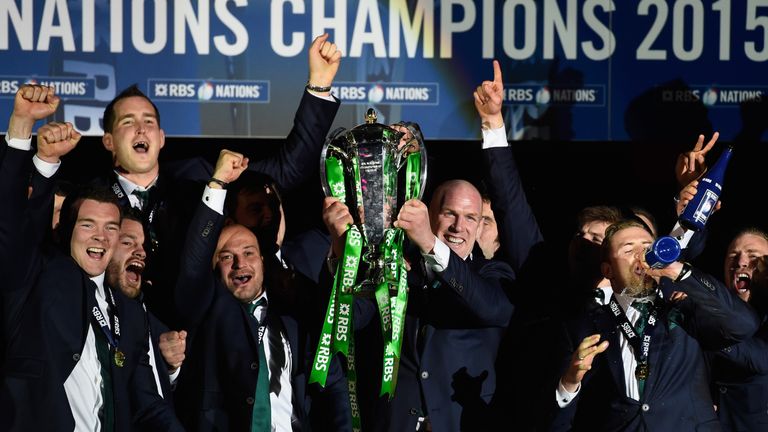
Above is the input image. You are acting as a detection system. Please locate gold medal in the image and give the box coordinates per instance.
[114,349,125,368]
[635,363,649,380]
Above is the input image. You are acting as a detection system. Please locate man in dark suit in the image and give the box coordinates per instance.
[552,219,759,431]
[106,208,185,401]
[473,60,554,431]
[0,86,182,431]
[708,228,768,431]
[93,33,342,328]
[323,177,516,431]
[173,149,350,431]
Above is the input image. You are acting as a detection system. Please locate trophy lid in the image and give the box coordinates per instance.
[319,109,428,201]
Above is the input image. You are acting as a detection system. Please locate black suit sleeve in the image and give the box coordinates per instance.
[248,91,340,192]
[713,324,768,374]
[482,145,543,274]
[173,198,225,332]
[129,328,185,431]
[0,146,56,335]
[433,253,515,327]
[667,268,760,350]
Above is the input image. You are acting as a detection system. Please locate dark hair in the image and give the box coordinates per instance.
[627,206,658,237]
[54,180,75,198]
[224,171,282,217]
[576,205,623,229]
[102,85,160,133]
[54,186,122,251]
[120,206,144,225]
[225,171,284,256]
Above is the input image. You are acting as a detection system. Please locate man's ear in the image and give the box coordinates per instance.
[102,133,114,152]
[601,261,612,280]
[159,128,165,150]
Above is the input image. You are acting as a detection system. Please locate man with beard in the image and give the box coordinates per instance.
[173,149,351,431]
[707,228,768,431]
[106,209,186,401]
[551,219,758,431]
[0,86,182,430]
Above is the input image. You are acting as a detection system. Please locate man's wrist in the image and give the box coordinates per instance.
[306,81,332,93]
[7,115,34,140]
[208,177,227,189]
[35,153,60,164]
[480,114,504,131]
[675,262,693,283]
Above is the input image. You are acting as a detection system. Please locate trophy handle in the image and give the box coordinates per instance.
[320,127,348,197]
[391,122,428,201]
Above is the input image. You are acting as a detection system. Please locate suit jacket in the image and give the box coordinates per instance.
[173,199,350,431]
[481,145,543,276]
[0,145,182,431]
[357,245,515,432]
[145,304,175,402]
[708,319,768,431]
[93,90,340,329]
[551,269,759,432]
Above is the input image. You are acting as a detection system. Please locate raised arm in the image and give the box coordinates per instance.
[174,149,248,330]
[475,60,543,273]
[1,85,62,259]
[248,34,341,192]
[675,132,718,189]
[651,264,759,350]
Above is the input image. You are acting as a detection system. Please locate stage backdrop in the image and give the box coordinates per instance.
[1,0,766,141]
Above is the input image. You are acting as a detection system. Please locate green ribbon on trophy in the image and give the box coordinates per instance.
[309,155,363,430]
[379,152,421,397]
[310,155,361,387]
[310,112,426,431]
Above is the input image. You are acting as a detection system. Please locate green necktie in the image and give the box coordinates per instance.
[247,298,271,432]
[131,189,150,210]
[94,323,115,432]
[631,300,651,396]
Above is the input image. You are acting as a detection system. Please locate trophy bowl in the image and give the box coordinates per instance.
[320,108,427,293]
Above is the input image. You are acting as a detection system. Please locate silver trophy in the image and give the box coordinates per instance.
[320,108,427,292]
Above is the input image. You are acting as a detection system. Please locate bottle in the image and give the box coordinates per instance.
[678,145,734,231]
[645,236,681,269]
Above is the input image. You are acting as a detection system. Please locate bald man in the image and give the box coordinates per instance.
[172,150,350,431]
[324,179,516,431]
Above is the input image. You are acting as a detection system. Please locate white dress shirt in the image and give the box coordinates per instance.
[206,187,294,431]
[115,173,157,210]
[63,273,110,432]
[248,293,294,432]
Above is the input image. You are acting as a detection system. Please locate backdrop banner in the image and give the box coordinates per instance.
[1,0,766,141]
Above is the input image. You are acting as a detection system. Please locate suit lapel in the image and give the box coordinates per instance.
[276,313,299,376]
[641,305,669,399]
[593,308,626,396]
[242,302,263,352]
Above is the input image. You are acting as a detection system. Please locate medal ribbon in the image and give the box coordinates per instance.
[605,295,658,380]
[91,286,123,366]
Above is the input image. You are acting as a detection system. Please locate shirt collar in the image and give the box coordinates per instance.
[250,291,268,306]
[90,272,106,298]
[115,171,158,195]
[614,289,656,313]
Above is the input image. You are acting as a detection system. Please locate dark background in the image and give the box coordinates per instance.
[47,124,768,284]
